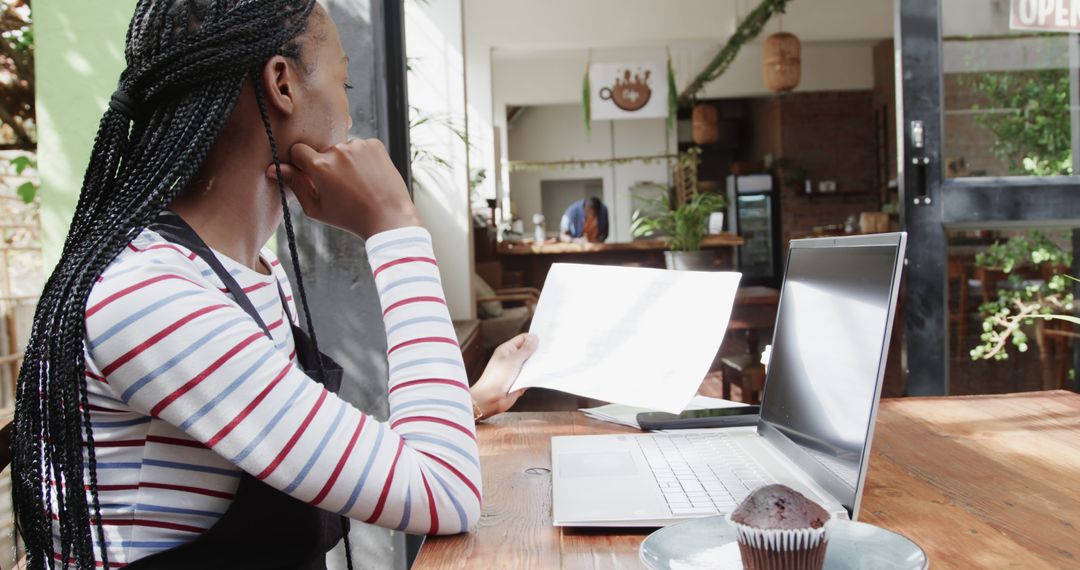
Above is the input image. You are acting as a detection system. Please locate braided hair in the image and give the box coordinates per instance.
[11,1,347,567]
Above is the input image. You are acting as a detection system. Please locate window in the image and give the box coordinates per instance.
[943,0,1077,178]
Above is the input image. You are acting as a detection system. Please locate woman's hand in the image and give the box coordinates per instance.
[471,333,538,420]
[267,139,420,239]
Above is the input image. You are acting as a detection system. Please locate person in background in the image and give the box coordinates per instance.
[559,196,609,243]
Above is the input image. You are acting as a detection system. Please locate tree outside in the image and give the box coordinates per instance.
[0,2,47,564]
[967,68,1072,177]
[1,0,34,150]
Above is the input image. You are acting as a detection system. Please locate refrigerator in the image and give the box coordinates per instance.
[726,174,779,283]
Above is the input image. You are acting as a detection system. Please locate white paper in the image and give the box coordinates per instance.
[580,396,747,429]
[509,263,741,414]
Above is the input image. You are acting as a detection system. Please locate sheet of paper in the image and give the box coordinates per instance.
[580,396,747,429]
[509,263,741,414]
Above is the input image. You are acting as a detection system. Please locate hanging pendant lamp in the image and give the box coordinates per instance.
[691,103,719,145]
[764,31,801,92]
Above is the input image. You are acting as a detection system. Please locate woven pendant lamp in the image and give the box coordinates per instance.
[692,103,719,145]
[764,31,801,92]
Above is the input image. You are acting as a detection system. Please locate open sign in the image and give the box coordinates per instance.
[1011,0,1080,32]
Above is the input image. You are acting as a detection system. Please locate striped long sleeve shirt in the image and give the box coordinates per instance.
[65,226,479,566]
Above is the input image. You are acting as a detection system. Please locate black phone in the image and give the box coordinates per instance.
[636,406,761,431]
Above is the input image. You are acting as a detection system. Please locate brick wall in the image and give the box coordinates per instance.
[750,91,884,247]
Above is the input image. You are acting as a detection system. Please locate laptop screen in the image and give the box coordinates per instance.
[757,235,903,517]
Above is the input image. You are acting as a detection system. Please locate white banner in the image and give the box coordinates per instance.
[589,61,668,121]
[1011,0,1080,32]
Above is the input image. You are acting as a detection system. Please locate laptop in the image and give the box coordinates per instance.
[551,232,907,527]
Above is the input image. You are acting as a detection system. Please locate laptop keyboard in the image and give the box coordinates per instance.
[636,433,775,517]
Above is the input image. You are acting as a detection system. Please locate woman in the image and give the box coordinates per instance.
[12,1,534,568]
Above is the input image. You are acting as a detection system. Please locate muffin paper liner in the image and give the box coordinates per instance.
[726,512,833,570]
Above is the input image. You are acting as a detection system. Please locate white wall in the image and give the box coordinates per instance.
[466,0,892,48]
[494,40,877,107]
[463,20,500,217]
[507,104,672,243]
[406,0,473,320]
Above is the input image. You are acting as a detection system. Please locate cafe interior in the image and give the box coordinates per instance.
[401,1,1080,565]
[442,0,1075,402]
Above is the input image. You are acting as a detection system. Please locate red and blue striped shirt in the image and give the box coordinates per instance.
[65,226,479,566]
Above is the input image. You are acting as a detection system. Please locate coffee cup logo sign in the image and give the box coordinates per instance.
[1011,0,1080,31]
[590,61,668,121]
[599,69,653,112]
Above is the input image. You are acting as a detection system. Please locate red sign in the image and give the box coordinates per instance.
[1011,0,1080,32]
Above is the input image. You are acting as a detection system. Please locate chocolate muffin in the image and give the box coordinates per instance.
[726,484,833,570]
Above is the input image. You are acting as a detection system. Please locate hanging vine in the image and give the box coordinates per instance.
[679,0,794,105]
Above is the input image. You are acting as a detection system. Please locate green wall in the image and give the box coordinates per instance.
[35,1,137,270]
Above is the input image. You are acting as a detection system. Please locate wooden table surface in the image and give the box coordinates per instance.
[414,390,1080,569]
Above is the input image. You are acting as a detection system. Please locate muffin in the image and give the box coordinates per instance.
[727,484,833,570]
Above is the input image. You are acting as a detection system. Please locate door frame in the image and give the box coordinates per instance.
[897,0,1080,395]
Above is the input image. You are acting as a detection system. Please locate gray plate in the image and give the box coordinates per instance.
[640,517,928,570]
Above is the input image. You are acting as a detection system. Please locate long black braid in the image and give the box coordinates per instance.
[10,1,356,568]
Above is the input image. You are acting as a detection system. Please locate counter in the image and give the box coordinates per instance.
[494,233,744,289]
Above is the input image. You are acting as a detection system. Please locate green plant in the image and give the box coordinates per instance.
[1,153,36,202]
[409,106,469,171]
[971,231,1075,361]
[630,189,727,251]
[1,0,36,148]
[965,68,1071,176]
[764,154,806,189]
[679,0,794,105]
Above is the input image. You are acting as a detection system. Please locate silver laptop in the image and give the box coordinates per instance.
[551,232,907,527]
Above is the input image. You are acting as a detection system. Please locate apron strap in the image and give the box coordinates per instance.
[148,211,275,338]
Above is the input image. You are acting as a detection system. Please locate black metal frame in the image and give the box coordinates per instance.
[898,0,1080,395]
[382,0,412,194]
[378,1,423,561]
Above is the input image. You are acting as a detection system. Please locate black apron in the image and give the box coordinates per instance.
[125,211,349,570]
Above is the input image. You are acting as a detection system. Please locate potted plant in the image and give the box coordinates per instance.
[970,231,1076,390]
[764,154,807,193]
[631,188,728,270]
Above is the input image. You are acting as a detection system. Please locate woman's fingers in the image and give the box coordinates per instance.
[288,142,322,174]
[271,139,417,238]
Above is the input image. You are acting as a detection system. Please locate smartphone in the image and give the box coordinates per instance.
[636,406,761,431]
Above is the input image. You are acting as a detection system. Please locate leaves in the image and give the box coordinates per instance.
[11,154,31,174]
[16,180,34,203]
[679,0,793,105]
[631,188,727,251]
[964,67,1071,176]
[1,0,36,146]
[582,66,591,139]
[666,55,678,133]
[971,231,1076,361]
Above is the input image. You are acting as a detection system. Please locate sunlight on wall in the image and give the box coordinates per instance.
[36,0,137,270]
[406,0,473,320]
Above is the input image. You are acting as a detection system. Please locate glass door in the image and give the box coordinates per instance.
[898,0,1080,395]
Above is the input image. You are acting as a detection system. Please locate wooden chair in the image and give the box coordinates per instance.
[473,262,540,353]
[947,257,970,359]
[719,354,766,404]
[1037,319,1077,391]
[715,287,778,404]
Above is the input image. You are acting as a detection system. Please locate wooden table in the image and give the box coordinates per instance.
[414,391,1080,569]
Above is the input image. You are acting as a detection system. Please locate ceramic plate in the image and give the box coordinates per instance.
[640,517,928,570]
